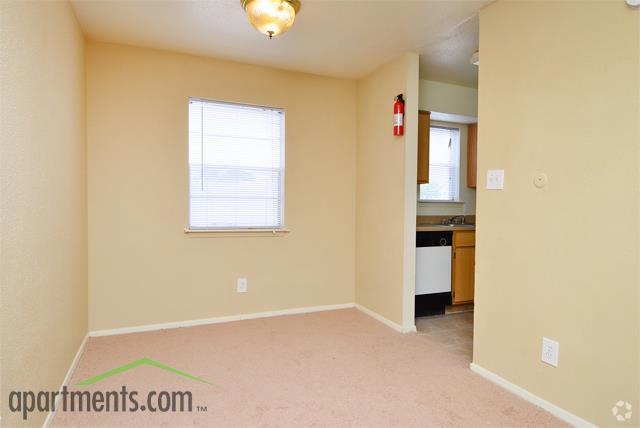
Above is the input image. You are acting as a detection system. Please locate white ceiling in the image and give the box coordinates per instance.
[419,14,479,87]
[71,0,487,87]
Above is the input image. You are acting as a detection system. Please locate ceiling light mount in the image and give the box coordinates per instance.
[241,0,301,39]
[469,51,479,66]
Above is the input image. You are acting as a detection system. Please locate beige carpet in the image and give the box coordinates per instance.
[53,309,564,427]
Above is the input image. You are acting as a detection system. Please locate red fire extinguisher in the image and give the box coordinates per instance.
[393,94,404,136]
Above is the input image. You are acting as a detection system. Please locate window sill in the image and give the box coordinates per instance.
[184,227,290,238]
[418,200,464,205]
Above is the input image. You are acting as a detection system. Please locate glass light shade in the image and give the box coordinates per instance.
[242,0,300,38]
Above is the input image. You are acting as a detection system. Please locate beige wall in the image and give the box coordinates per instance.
[355,53,419,328]
[0,1,87,426]
[418,79,478,118]
[86,42,357,331]
[474,2,639,426]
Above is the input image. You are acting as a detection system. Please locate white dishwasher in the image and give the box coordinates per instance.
[415,246,451,294]
[415,231,452,316]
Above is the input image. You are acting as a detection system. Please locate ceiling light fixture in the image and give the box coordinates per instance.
[241,0,301,39]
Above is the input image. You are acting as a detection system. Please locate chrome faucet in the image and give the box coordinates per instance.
[442,215,465,225]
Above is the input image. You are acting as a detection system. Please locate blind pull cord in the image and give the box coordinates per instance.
[200,103,204,192]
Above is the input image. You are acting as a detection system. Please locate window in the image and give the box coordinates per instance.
[419,126,460,202]
[188,98,284,230]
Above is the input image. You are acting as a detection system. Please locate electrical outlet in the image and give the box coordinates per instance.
[486,169,505,190]
[541,337,559,367]
[236,278,248,293]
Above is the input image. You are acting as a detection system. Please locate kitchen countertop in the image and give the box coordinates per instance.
[416,224,476,232]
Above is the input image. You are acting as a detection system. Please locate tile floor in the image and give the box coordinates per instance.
[415,311,474,361]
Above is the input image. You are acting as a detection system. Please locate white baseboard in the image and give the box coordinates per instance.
[355,303,416,333]
[404,324,417,333]
[469,363,595,428]
[43,333,89,428]
[89,303,356,337]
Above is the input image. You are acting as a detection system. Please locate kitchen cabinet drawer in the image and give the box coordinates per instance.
[453,230,475,247]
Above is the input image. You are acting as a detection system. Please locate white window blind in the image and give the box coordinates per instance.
[188,98,284,230]
[419,126,460,201]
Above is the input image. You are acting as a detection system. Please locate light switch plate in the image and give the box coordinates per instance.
[487,169,505,190]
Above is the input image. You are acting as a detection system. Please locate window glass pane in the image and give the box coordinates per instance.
[189,99,284,229]
[419,126,460,201]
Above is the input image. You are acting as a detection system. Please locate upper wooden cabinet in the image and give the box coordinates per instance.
[417,111,431,184]
[467,123,478,188]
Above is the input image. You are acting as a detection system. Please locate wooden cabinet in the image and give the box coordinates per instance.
[452,230,475,304]
[467,123,477,188]
[417,111,431,184]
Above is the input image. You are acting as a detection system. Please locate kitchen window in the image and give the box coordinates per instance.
[419,126,460,202]
[188,98,285,231]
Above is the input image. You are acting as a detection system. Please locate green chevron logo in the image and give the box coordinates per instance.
[76,357,213,387]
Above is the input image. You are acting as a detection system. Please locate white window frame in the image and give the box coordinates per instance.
[185,97,287,235]
[418,123,462,203]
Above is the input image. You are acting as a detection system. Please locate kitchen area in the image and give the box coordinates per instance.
[414,79,478,359]
[415,215,475,316]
